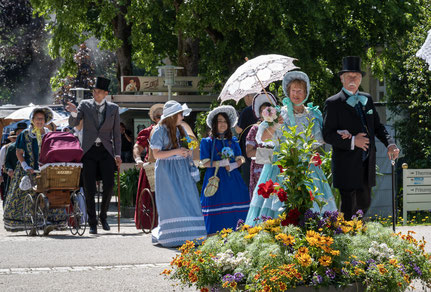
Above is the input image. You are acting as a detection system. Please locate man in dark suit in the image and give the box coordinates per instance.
[322,56,400,220]
[66,77,122,234]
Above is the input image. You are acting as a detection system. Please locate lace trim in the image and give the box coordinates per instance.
[159,216,205,226]
[158,226,207,236]
[39,162,83,171]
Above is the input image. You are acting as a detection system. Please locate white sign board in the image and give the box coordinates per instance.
[403,169,431,225]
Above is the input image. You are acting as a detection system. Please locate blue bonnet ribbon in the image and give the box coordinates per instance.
[343,87,368,108]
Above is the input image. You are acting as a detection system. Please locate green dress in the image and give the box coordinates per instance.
[3,128,66,231]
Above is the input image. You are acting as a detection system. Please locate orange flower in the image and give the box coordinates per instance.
[297,246,309,255]
[200,288,209,292]
[318,255,332,266]
[377,264,388,275]
[296,253,312,267]
[279,282,287,291]
[161,269,172,275]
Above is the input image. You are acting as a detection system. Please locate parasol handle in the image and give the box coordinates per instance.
[244,57,274,105]
[117,166,121,232]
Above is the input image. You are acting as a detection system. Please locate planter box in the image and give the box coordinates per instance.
[120,206,135,218]
[207,283,365,292]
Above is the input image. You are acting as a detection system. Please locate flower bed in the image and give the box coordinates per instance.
[163,211,431,292]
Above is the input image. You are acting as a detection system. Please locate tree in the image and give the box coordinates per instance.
[0,0,56,104]
[385,3,431,168]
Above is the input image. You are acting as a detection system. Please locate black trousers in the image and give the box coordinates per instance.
[82,145,116,227]
[339,160,371,220]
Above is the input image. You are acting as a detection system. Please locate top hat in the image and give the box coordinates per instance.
[15,122,28,130]
[338,56,366,76]
[95,77,111,91]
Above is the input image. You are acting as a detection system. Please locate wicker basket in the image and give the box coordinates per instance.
[46,190,71,208]
[143,163,155,191]
[40,165,81,191]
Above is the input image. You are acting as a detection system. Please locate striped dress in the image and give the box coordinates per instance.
[150,125,207,247]
[200,136,250,234]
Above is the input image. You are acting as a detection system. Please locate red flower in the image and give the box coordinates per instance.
[277,165,285,174]
[277,189,288,202]
[309,190,314,201]
[258,179,275,199]
[311,152,322,167]
[281,208,300,226]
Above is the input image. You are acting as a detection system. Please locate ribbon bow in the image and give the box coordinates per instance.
[343,88,368,108]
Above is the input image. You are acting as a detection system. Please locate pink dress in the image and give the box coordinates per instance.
[245,124,264,200]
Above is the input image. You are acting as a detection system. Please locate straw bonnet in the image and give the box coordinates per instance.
[206,105,238,129]
[29,107,54,124]
[160,100,192,121]
[148,103,164,122]
[8,130,17,139]
[252,92,277,119]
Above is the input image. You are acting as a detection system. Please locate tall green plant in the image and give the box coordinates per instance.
[118,168,140,207]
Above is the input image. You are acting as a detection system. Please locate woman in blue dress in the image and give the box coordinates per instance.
[199,106,250,234]
[150,100,207,247]
[4,107,66,234]
[245,71,338,226]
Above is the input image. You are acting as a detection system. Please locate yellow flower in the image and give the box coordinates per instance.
[296,253,312,267]
[377,264,388,275]
[389,258,398,266]
[244,233,257,240]
[279,282,287,291]
[297,246,309,255]
[161,269,172,275]
[318,255,332,266]
[330,249,340,256]
[248,226,262,234]
[354,268,365,275]
[271,227,281,233]
[275,233,295,245]
[220,228,233,238]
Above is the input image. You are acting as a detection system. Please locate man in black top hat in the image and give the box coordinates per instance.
[66,77,122,234]
[322,56,400,220]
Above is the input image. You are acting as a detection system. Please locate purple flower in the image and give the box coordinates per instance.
[334,227,343,234]
[260,215,272,222]
[234,272,244,282]
[413,264,422,276]
[325,269,336,280]
[312,272,323,285]
[366,259,376,265]
[351,260,359,266]
[399,263,407,274]
[236,219,244,230]
[341,268,349,276]
[222,274,235,283]
[356,210,364,218]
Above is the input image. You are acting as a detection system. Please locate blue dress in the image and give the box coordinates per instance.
[245,106,337,226]
[150,125,207,247]
[200,137,250,234]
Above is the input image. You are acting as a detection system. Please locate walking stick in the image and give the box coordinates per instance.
[117,167,121,232]
[391,157,396,232]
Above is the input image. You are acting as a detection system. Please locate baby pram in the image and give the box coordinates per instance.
[22,132,87,236]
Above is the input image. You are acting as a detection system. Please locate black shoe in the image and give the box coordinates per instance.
[89,225,97,234]
[100,220,110,231]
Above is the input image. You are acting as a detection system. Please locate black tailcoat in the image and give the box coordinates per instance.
[322,90,394,190]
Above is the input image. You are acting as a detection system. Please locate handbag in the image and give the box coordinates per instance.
[189,158,200,183]
[255,147,274,164]
[204,164,220,197]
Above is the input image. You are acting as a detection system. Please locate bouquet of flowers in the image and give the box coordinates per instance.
[261,106,281,126]
[257,122,326,224]
[180,135,199,150]
[220,146,234,161]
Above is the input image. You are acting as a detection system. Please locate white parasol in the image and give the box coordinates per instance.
[5,105,65,121]
[218,54,299,103]
[416,29,431,70]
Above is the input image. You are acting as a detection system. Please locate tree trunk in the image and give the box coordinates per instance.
[112,1,133,82]
[174,0,199,76]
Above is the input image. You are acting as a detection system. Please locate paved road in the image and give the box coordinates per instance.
[1,202,430,291]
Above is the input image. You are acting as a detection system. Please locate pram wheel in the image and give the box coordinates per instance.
[69,191,87,236]
[35,193,48,236]
[139,188,156,234]
[23,194,35,236]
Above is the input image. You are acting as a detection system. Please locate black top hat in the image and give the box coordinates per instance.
[15,122,28,130]
[338,56,366,76]
[95,77,111,91]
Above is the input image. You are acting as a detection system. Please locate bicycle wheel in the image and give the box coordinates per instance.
[22,194,35,236]
[35,193,48,236]
[69,191,87,236]
[139,188,156,234]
